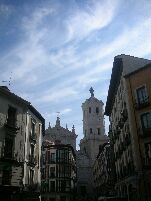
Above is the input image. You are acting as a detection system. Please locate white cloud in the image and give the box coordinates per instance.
[66,0,119,40]
[39,87,77,103]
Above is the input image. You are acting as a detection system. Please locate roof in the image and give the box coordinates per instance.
[0,86,30,106]
[105,55,151,116]
[124,62,151,78]
[0,85,45,126]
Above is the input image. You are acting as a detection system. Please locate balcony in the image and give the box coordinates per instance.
[28,155,37,167]
[135,96,150,110]
[29,133,37,144]
[143,157,151,169]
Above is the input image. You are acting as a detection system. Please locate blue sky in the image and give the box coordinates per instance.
[1,0,151,148]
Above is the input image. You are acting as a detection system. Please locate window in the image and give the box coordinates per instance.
[96,107,99,114]
[136,86,148,104]
[31,121,35,136]
[89,107,91,113]
[141,113,151,129]
[31,144,34,157]
[85,129,87,137]
[97,128,100,135]
[7,106,16,127]
[50,167,55,177]
[51,153,55,162]
[61,180,66,192]
[4,138,14,158]
[144,142,151,158]
[90,128,92,134]
[29,169,34,185]
[50,181,55,192]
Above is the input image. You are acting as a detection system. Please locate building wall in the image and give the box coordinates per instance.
[105,55,151,201]
[125,66,151,201]
[23,110,42,191]
[0,87,44,201]
[0,93,26,188]
[41,144,76,201]
[93,143,113,199]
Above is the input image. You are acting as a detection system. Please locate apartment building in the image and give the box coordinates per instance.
[124,63,151,201]
[105,55,151,201]
[0,86,44,201]
[93,143,114,200]
[41,141,77,201]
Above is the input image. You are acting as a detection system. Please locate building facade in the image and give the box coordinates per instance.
[41,141,77,201]
[0,86,44,201]
[105,55,151,201]
[124,63,151,201]
[42,117,77,201]
[77,88,108,201]
[93,143,115,200]
[44,117,77,151]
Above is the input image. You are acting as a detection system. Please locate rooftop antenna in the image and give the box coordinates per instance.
[2,72,12,86]
[9,72,12,86]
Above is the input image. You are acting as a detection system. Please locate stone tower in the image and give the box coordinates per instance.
[80,87,107,163]
[76,87,108,201]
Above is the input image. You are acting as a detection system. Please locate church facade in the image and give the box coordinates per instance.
[76,88,108,201]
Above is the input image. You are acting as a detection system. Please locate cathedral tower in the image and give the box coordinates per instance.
[77,87,108,201]
[80,87,108,162]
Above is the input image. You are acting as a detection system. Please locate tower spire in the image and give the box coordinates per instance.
[72,125,75,133]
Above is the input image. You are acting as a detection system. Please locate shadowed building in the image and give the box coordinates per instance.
[41,141,77,201]
[105,55,151,201]
[0,86,44,201]
[93,143,115,200]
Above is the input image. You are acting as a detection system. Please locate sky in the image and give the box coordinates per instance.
[1,0,151,149]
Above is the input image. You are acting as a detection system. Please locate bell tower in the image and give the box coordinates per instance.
[80,87,108,162]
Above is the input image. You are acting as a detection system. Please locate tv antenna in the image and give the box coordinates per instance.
[2,72,12,86]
